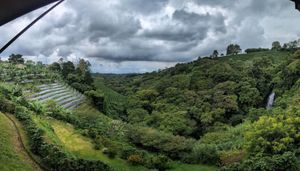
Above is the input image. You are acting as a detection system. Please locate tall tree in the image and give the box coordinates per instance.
[76,59,91,77]
[226,44,241,55]
[8,54,24,64]
[271,41,281,51]
[76,59,93,85]
[49,62,61,71]
[61,61,75,78]
[212,50,219,58]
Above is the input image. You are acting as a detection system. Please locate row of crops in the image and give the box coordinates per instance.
[28,83,86,110]
[0,62,86,110]
[0,62,60,83]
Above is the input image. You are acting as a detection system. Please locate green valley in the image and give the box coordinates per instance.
[2,1,300,171]
[1,42,300,171]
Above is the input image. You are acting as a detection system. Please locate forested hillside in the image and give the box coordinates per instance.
[95,43,300,170]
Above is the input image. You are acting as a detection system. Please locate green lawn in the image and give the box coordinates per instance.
[0,113,38,171]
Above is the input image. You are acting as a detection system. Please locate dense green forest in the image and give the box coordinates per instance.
[92,41,300,170]
[2,40,300,171]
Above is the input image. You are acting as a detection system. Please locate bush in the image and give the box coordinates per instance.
[102,147,117,158]
[146,155,172,171]
[190,143,220,165]
[229,114,244,126]
[245,114,300,155]
[248,108,269,121]
[219,150,245,166]
[221,152,299,171]
[245,48,269,54]
[128,126,195,159]
[128,155,143,165]
[120,146,141,160]
[0,96,16,113]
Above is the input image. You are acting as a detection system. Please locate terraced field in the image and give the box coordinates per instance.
[28,83,86,110]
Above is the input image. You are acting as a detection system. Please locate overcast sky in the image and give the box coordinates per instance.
[0,0,300,73]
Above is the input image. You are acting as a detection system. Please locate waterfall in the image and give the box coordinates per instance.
[266,92,275,109]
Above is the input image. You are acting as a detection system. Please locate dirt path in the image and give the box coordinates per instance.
[3,113,45,171]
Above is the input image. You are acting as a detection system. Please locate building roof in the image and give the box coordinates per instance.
[0,0,59,26]
[291,0,300,10]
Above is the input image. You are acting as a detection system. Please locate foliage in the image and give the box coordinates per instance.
[127,126,195,159]
[85,90,104,111]
[226,44,241,55]
[146,155,172,171]
[221,152,299,171]
[190,143,219,165]
[49,62,61,71]
[13,104,113,171]
[272,41,282,51]
[5,45,300,170]
[245,48,269,54]
[219,150,245,166]
[211,50,219,58]
[245,113,300,155]
[102,147,117,158]
[8,54,25,64]
[128,154,143,165]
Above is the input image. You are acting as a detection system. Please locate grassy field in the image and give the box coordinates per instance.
[0,113,39,171]
[33,115,150,171]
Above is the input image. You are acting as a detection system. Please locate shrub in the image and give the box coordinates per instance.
[245,114,300,155]
[229,114,244,126]
[245,48,269,54]
[128,126,195,159]
[191,143,219,165]
[219,150,245,166]
[292,49,300,59]
[128,154,143,165]
[146,155,172,171]
[221,152,299,171]
[0,96,16,113]
[94,143,101,150]
[248,108,269,121]
[102,147,117,158]
[120,146,141,160]
[29,101,45,115]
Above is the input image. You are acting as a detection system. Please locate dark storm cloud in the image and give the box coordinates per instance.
[143,26,208,42]
[118,0,169,14]
[192,0,236,7]
[142,9,225,43]
[87,15,141,41]
[0,0,300,73]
